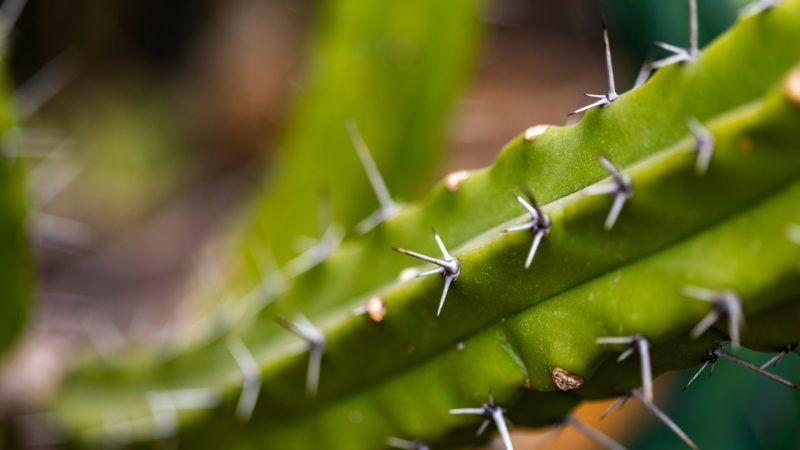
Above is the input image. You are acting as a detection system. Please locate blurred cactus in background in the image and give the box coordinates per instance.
[0,0,32,362]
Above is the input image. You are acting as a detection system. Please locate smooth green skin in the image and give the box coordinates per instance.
[53,80,800,448]
[0,60,31,360]
[181,0,483,333]
[52,3,800,449]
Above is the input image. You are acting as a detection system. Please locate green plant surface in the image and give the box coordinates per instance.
[53,76,800,448]
[51,2,800,449]
[183,0,800,346]
[0,61,31,360]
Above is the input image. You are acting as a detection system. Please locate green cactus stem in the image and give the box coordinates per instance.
[50,2,800,449]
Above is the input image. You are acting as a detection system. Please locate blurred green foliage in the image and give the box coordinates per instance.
[0,64,31,359]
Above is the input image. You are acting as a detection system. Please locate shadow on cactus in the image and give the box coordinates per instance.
[46,0,800,449]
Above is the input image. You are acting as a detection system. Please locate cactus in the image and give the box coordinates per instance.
[0,93,30,361]
[0,13,32,360]
[45,1,800,449]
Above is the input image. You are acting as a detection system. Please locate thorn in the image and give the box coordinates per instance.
[505,189,551,269]
[569,23,619,115]
[601,21,617,99]
[147,389,220,439]
[760,344,799,369]
[284,222,343,278]
[31,155,83,207]
[650,0,700,69]
[450,397,514,450]
[0,0,27,40]
[240,250,285,314]
[15,50,79,121]
[564,415,627,450]
[600,393,631,420]
[633,56,655,89]
[438,275,454,317]
[534,421,567,449]
[686,117,715,175]
[346,120,399,233]
[631,389,699,450]
[683,354,715,391]
[351,295,388,323]
[77,310,126,366]
[597,335,653,402]
[682,286,744,349]
[275,315,326,396]
[386,437,430,450]
[740,0,779,17]
[393,230,461,317]
[585,155,633,230]
[226,337,262,422]
[713,345,799,391]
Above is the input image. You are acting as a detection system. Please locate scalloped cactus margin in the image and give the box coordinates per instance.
[48,2,800,450]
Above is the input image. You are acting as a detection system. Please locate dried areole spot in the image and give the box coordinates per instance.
[523,124,550,141]
[365,295,387,323]
[785,66,800,105]
[352,296,387,322]
[444,170,469,192]
[551,368,583,391]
